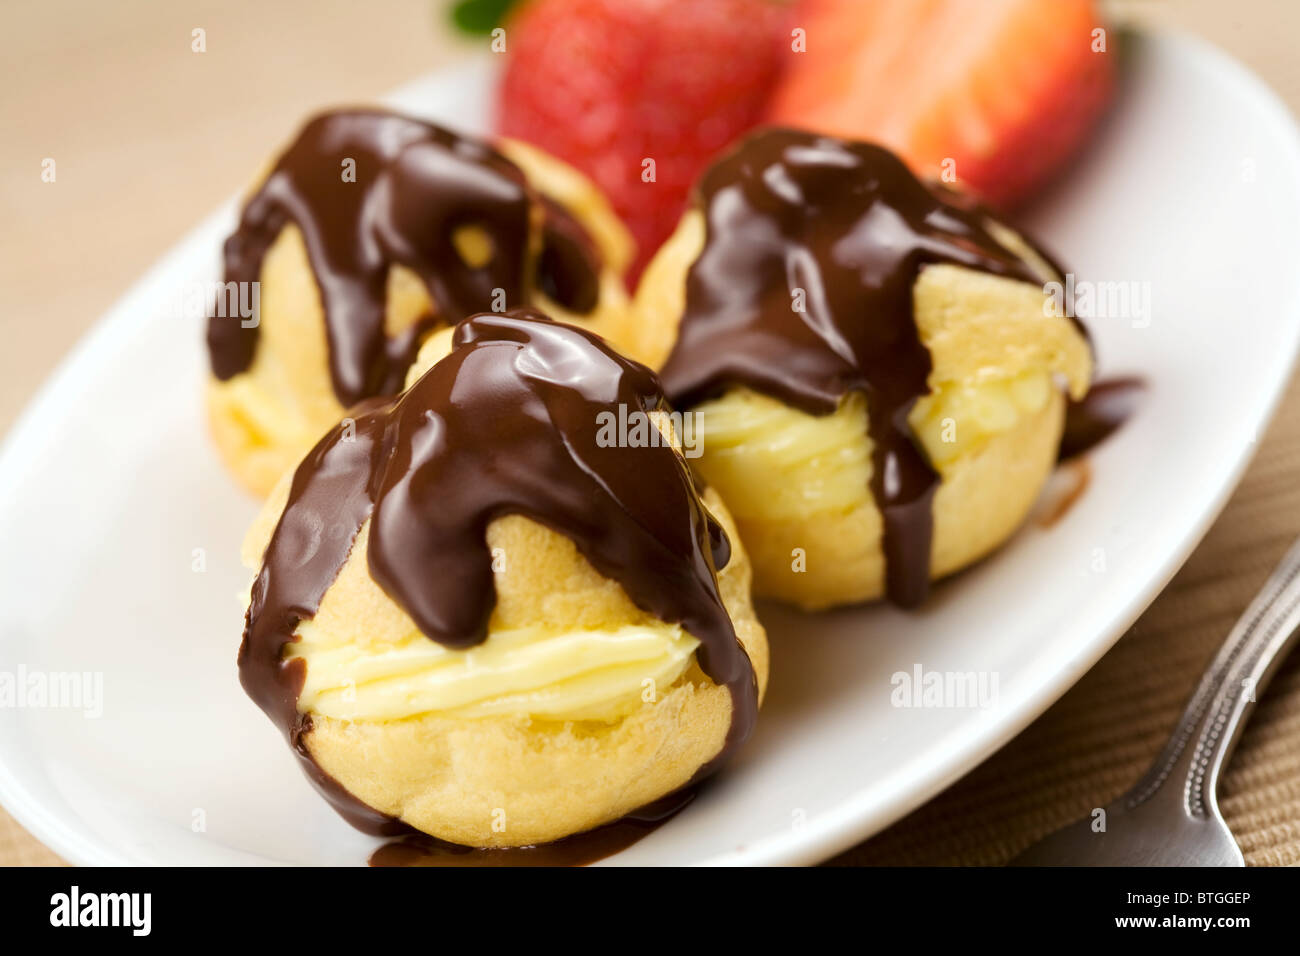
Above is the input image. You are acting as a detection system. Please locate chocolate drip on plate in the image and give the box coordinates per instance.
[1059,377,1145,461]
[208,110,601,405]
[658,128,1045,608]
[238,310,756,831]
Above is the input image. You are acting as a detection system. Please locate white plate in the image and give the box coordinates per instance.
[1,30,1298,866]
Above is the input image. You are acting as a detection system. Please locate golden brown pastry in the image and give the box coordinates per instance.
[238,309,766,847]
[206,109,632,497]
[630,128,1092,610]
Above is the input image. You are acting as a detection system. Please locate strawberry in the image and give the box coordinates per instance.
[496,0,792,280]
[766,0,1116,208]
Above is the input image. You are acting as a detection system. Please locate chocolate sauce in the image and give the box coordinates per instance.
[538,197,601,314]
[368,791,692,867]
[658,129,1043,607]
[207,110,601,405]
[238,310,757,831]
[237,394,403,834]
[1059,377,1145,461]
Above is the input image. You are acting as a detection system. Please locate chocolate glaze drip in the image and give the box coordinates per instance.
[238,310,756,832]
[658,128,1043,607]
[538,197,602,314]
[207,110,601,405]
[1060,377,1145,461]
[238,393,404,834]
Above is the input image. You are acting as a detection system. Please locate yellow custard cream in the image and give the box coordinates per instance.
[692,366,1057,524]
[291,620,699,723]
[691,389,872,521]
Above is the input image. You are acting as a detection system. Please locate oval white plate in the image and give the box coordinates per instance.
[1,30,1298,866]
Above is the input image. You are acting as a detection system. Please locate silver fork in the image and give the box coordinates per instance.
[1011,535,1300,866]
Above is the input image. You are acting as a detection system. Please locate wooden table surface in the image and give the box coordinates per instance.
[2,0,1299,866]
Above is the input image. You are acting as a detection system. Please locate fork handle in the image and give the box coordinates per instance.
[1125,535,1300,817]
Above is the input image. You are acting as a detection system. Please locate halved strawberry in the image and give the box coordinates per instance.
[497,0,792,281]
[767,0,1116,207]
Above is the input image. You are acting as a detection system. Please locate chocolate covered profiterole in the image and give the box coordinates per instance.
[238,309,767,847]
[631,128,1093,610]
[206,108,633,496]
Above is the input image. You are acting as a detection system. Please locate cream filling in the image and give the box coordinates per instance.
[692,368,1056,523]
[291,620,699,722]
[691,390,872,521]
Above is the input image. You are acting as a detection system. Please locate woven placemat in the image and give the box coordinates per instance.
[4,374,1298,867]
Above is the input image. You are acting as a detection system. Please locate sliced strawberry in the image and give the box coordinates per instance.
[767,0,1116,207]
[497,0,792,281]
